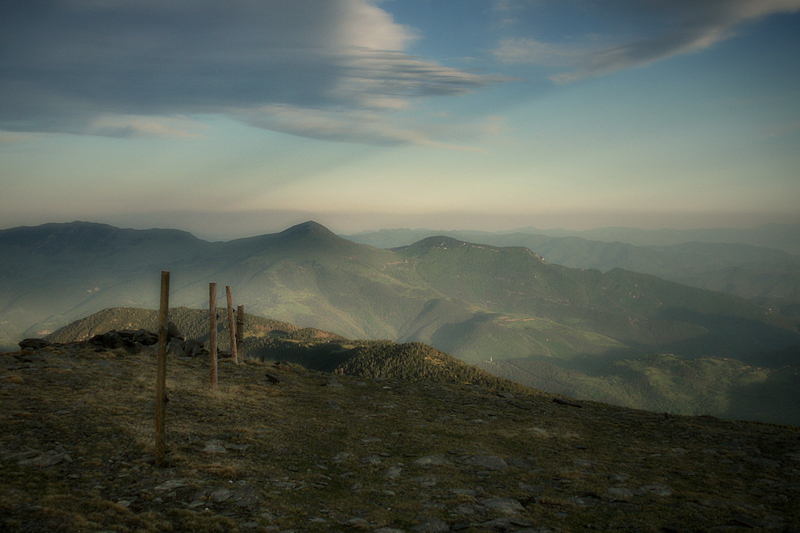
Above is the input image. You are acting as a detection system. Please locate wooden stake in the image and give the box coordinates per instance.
[209,283,218,389]
[236,305,244,359]
[155,270,170,467]
[226,286,238,364]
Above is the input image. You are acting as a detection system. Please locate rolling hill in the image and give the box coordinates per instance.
[43,306,532,394]
[39,307,800,424]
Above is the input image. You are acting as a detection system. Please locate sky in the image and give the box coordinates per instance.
[1,0,799,240]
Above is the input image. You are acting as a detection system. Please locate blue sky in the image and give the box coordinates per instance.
[1,0,799,240]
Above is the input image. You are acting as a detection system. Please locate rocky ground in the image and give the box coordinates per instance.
[1,343,799,532]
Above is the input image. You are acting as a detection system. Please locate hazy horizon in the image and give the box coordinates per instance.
[2,212,798,244]
[2,1,799,240]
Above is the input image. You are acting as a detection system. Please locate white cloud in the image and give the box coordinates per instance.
[0,0,502,146]
[88,114,208,139]
[231,104,491,152]
[494,0,800,82]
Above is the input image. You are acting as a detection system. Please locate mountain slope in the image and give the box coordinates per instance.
[345,227,800,303]
[43,307,531,393]
[480,353,800,425]
[4,345,799,531]
[2,222,798,371]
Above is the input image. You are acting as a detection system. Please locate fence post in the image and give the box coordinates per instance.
[209,283,218,389]
[226,286,238,364]
[155,270,170,467]
[236,305,244,359]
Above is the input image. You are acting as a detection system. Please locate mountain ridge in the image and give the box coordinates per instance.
[345,226,800,303]
[33,306,800,424]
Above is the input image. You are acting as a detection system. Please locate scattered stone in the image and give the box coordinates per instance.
[328,400,342,410]
[464,455,508,471]
[481,516,536,530]
[19,338,52,351]
[479,497,524,514]
[153,479,188,492]
[203,443,228,454]
[210,489,233,503]
[412,517,450,532]
[17,448,72,467]
[637,484,672,497]
[606,487,634,501]
[414,455,451,467]
[361,455,383,466]
[384,466,403,479]
[333,452,352,463]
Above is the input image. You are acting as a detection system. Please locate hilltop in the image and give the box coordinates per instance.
[3,342,800,532]
[38,307,800,425]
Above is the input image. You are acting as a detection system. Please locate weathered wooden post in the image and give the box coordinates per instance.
[226,286,238,364]
[236,305,244,359]
[155,270,170,467]
[209,283,218,389]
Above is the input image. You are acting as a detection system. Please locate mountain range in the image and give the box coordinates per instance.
[343,224,800,305]
[2,220,798,421]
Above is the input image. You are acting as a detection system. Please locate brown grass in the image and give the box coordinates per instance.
[1,347,798,532]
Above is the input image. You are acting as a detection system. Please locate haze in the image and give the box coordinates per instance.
[2,1,799,241]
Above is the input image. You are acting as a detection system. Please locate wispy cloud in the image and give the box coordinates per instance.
[232,104,491,152]
[494,0,800,82]
[88,115,208,139]
[0,0,502,145]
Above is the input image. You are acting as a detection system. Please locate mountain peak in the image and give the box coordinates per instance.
[279,221,337,239]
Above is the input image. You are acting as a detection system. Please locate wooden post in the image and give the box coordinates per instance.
[155,270,170,467]
[209,283,218,389]
[226,286,238,364]
[236,305,244,359]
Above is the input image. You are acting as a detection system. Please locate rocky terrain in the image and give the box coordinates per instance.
[2,340,799,532]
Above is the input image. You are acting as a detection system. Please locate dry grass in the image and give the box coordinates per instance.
[1,346,799,532]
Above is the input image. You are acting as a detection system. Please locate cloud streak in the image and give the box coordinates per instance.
[494,0,800,82]
[0,0,502,145]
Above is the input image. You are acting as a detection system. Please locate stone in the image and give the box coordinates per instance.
[637,484,672,497]
[479,497,524,514]
[333,452,352,463]
[153,479,188,492]
[19,338,51,351]
[413,455,451,467]
[384,466,403,479]
[203,443,227,454]
[465,455,508,471]
[183,339,206,357]
[210,489,233,503]
[606,487,634,501]
[412,517,450,532]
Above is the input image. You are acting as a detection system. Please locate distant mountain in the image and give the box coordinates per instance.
[345,222,800,253]
[3,221,798,373]
[480,353,800,426]
[343,227,800,304]
[509,222,800,254]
